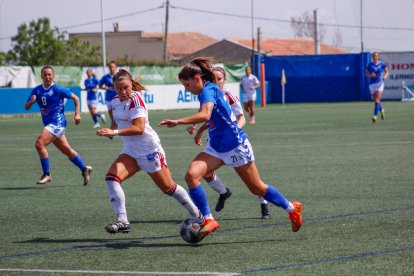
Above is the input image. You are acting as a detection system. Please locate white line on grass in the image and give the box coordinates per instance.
[0,268,241,275]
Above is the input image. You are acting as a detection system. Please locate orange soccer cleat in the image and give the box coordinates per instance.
[198,218,220,241]
[288,201,303,232]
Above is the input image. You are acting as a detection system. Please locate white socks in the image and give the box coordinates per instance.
[258,196,268,204]
[106,180,129,224]
[205,174,227,194]
[168,183,201,218]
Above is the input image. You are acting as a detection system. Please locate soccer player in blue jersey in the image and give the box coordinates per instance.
[99,61,118,124]
[84,68,106,128]
[159,58,303,240]
[187,66,271,219]
[25,66,93,185]
[365,52,389,123]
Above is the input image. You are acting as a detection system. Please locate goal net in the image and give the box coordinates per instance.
[401,81,414,102]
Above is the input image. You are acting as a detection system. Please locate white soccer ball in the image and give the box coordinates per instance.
[180,217,203,244]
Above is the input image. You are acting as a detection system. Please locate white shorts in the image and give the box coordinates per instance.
[87,99,98,109]
[45,124,66,138]
[120,148,167,173]
[243,91,257,103]
[369,81,384,94]
[204,138,255,168]
[106,100,113,110]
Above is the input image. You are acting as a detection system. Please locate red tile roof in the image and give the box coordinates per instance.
[230,37,347,55]
[142,32,218,59]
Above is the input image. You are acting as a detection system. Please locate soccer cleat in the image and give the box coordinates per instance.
[372,116,377,123]
[100,114,106,124]
[93,123,101,129]
[198,218,219,241]
[215,187,232,212]
[249,118,256,124]
[380,109,385,120]
[261,203,271,219]
[82,166,93,186]
[36,174,52,184]
[288,201,303,232]
[105,221,131,234]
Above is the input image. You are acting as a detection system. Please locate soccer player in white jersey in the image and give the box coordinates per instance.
[25,66,93,186]
[96,69,200,234]
[240,66,260,124]
[365,52,389,123]
[160,58,303,241]
[187,66,271,219]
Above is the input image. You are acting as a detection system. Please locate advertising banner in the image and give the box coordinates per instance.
[80,83,241,112]
[381,52,414,100]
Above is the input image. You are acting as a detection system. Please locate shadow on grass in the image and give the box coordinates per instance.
[0,186,64,190]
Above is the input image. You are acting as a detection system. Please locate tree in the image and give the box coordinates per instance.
[7,17,102,66]
[8,17,66,65]
[290,11,327,42]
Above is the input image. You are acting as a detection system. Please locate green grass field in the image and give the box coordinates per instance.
[0,102,413,275]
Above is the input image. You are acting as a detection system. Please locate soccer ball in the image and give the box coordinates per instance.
[180,217,203,244]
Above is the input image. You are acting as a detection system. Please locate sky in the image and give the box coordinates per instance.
[1,0,414,54]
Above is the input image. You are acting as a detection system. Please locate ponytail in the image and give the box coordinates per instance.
[178,57,217,83]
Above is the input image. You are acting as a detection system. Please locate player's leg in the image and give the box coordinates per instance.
[204,171,232,212]
[34,128,56,184]
[105,154,139,234]
[186,152,224,237]
[53,134,92,185]
[249,101,256,124]
[148,164,201,218]
[234,162,303,232]
[376,91,385,120]
[88,104,100,128]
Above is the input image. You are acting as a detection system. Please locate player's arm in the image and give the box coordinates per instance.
[365,69,375,78]
[193,123,208,146]
[252,77,260,89]
[97,117,144,137]
[236,114,246,128]
[382,67,389,80]
[71,93,81,125]
[25,94,36,110]
[159,102,213,127]
[186,124,198,135]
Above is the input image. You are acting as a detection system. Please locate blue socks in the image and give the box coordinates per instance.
[189,185,211,217]
[264,185,289,209]
[92,115,98,124]
[40,157,50,175]
[374,102,382,116]
[69,155,87,171]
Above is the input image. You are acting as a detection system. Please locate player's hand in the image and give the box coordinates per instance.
[96,128,115,137]
[186,124,197,135]
[159,119,179,128]
[31,95,37,103]
[73,114,81,125]
[194,131,203,146]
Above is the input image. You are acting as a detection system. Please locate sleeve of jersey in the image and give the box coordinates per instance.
[59,86,73,99]
[231,101,244,117]
[199,86,217,105]
[129,95,146,119]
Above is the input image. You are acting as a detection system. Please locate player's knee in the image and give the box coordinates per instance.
[248,185,266,196]
[185,170,202,187]
[35,140,44,150]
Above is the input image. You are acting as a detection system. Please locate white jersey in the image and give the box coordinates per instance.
[111,92,162,157]
[240,74,259,94]
[223,89,244,121]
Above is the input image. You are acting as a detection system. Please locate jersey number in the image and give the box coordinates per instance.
[41,96,47,106]
[231,155,238,163]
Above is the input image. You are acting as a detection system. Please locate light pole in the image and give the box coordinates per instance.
[100,0,107,72]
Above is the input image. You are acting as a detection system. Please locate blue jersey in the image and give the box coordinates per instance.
[198,82,247,152]
[99,74,117,102]
[366,61,386,85]
[84,76,99,101]
[28,84,72,127]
